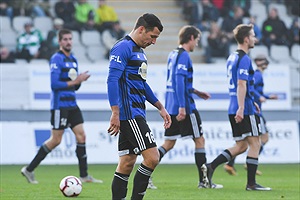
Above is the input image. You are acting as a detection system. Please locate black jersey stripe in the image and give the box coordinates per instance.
[187,78,193,83]
[127,60,146,67]
[130,88,145,95]
[128,73,143,81]
[120,72,131,119]
[132,102,145,110]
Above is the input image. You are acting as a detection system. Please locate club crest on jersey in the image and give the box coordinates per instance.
[138,62,147,80]
[68,68,77,80]
[239,69,249,75]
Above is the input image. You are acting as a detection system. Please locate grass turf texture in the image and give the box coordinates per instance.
[0,164,299,199]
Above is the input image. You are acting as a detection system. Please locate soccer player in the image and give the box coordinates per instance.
[107,13,171,200]
[148,25,222,190]
[202,24,272,191]
[21,29,102,184]
[223,55,278,176]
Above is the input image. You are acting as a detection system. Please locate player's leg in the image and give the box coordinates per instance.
[245,115,271,190]
[159,139,176,160]
[112,154,137,200]
[21,109,65,184]
[123,118,159,200]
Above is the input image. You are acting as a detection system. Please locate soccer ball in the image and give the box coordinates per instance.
[59,176,82,197]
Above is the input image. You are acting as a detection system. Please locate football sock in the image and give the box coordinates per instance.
[76,143,88,177]
[194,148,206,182]
[211,149,232,170]
[112,172,129,200]
[158,146,167,161]
[227,157,236,167]
[246,156,258,186]
[27,144,51,172]
[131,163,153,200]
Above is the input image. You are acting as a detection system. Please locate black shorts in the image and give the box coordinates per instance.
[50,106,84,130]
[165,110,203,140]
[259,115,269,134]
[229,114,261,141]
[118,117,156,156]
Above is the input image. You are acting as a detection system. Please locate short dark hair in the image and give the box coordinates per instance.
[58,29,72,41]
[134,13,163,32]
[178,25,201,45]
[233,24,253,44]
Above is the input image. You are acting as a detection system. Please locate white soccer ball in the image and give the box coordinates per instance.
[59,176,82,197]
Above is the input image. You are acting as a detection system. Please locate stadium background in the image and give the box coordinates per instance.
[0,0,299,165]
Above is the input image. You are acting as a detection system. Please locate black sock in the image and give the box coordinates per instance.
[211,149,232,170]
[246,156,258,186]
[112,172,129,200]
[194,148,206,182]
[76,143,88,177]
[158,146,167,161]
[227,157,236,167]
[27,144,51,172]
[131,163,153,200]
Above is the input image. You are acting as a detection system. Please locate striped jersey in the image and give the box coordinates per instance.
[227,49,255,115]
[107,35,158,120]
[253,69,269,116]
[49,51,79,110]
[165,47,196,115]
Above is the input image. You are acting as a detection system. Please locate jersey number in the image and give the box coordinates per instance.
[145,132,156,143]
[227,64,235,89]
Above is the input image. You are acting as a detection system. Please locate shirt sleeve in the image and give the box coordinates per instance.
[50,57,68,90]
[237,56,251,81]
[144,82,158,105]
[175,52,188,107]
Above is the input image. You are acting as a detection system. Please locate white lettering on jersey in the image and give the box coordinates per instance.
[110,55,122,63]
[50,63,57,69]
[239,69,249,75]
[178,64,187,71]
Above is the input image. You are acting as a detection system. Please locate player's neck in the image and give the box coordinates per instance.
[180,44,190,52]
[60,48,71,57]
[237,44,249,54]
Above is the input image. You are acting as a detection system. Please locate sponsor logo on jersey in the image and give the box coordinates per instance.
[178,64,187,71]
[239,69,249,75]
[110,55,122,63]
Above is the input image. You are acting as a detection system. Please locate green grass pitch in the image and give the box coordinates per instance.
[0,164,299,199]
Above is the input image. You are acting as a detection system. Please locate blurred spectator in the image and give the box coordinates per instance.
[182,0,200,25]
[0,45,16,63]
[55,0,76,24]
[0,0,13,20]
[197,0,219,31]
[38,0,53,18]
[211,0,226,17]
[96,0,119,32]
[39,18,64,60]
[261,7,290,58]
[249,15,262,45]
[74,0,99,32]
[101,21,126,59]
[287,18,300,46]
[204,22,230,63]
[16,22,43,62]
[7,0,46,18]
[221,6,244,43]
[223,0,251,17]
[284,0,299,17]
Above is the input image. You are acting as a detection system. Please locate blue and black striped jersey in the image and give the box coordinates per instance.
[165,47,196,115]
[107,35,158,120]
[49,51,79,110]
[227,50,255,115]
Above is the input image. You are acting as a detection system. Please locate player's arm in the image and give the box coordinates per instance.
[193,89,211,100]
[144,82,171,129]
[235,79,246,123]
[107,67,123,136]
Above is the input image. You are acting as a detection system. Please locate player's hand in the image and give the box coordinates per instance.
[76,71,90,83]
[269,94,278,100]
[176,107,186,121]
[159,108,171,129]
[235,107,244,123]
[107,112,120,136]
